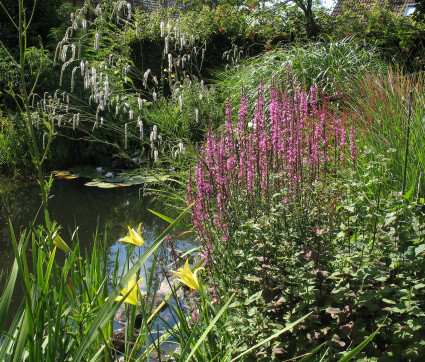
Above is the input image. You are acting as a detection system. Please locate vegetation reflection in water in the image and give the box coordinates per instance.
[0,175,196,326]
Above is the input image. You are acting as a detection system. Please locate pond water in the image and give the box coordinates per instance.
[0,173,196,329]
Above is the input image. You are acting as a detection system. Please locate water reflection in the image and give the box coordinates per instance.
[0,175,195,328]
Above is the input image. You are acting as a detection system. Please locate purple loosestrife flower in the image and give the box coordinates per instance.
[270,86,283,171]
[189,84,357,279]
[192,309,199,322]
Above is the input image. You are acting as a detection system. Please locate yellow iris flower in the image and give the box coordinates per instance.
[112,275,144,306]
[53,234,71,252]
[119,224,145,246]
[171,260,204,291]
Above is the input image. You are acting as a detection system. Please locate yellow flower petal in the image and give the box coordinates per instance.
[53,234,71,252]
[171,260,204,291]
[110,275,144,306]
[119,224,145,246]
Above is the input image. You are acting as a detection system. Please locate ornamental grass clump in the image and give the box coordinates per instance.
[349,68,425,196]
[187,84,357,285]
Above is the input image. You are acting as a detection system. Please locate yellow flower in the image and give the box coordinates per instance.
[111,275,144,306]
[171,260,204,291]
[119,224,145,246]
[53,234,71,252]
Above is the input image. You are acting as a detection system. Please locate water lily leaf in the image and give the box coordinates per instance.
[103,176,124,183]
[115,183,131,187]
[56,166,174,188]
[52,170,71,177]
[70,165,109,179]
[85,181,119,188]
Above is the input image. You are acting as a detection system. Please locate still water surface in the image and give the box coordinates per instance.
[0,175,195,326]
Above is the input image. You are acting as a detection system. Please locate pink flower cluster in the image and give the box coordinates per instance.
[187,85,357,266]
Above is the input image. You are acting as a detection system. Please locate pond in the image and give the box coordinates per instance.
[0,173,196,329]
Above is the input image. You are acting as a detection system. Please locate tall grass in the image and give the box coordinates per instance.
[349,68,425,196]
[216,38,386,106]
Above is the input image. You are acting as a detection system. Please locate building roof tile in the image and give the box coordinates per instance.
[332,0,415,16]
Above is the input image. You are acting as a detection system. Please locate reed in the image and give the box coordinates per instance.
[349,67,425,196]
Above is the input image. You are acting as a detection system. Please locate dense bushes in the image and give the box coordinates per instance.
[0,114,32,176]
[330,1,425,69]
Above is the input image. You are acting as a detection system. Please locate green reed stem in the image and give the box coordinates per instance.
[402,90,413,195]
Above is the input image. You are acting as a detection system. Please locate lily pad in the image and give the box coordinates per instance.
[52,166,174,188]
[70,165,110,179]
[85,181,121,188]
[103,176,124,183]
[52,171,79,180]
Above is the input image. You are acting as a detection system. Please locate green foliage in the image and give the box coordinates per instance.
[349,68,425,195]
[217,38,385,106]
[205,157,425,360]
[0,113,32,176]
[3,204,293,360]
[330,1,425,69]
[0,222,111,360]
[0,0,65,49]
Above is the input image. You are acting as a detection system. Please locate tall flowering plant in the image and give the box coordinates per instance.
[187,84,357,290]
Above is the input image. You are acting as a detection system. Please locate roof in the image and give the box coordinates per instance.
[126,0,184,12]
[332,0,415,16]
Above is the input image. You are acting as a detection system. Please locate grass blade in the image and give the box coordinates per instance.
[337,324,383,362]
[185,292,236,361]
[148,208,187,228]
[0,258,18,334]
[299,341,328,361]
[73,203,192,362]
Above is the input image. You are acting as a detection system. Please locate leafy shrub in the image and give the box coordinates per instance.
[330,1,425,69]
[0,113,32,176]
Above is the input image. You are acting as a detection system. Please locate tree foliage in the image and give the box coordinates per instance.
[0,0,65,49]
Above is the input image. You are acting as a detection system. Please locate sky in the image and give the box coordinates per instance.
[322,0,335,9]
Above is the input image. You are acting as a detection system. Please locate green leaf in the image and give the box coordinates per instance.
[73,203,193,362]
[185,292,236,361]
[244,290,263,305]
[231,312,313,361]
[0,256,18,334]
[337,322,384,362]
[148,208,186,228]
[53,235,70,252]
[415,244,425,256]
[85,181,120,188]
[299,342,327,361]
[382,298,396,305]
[384,216,397,226]
[404,186,414,200]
